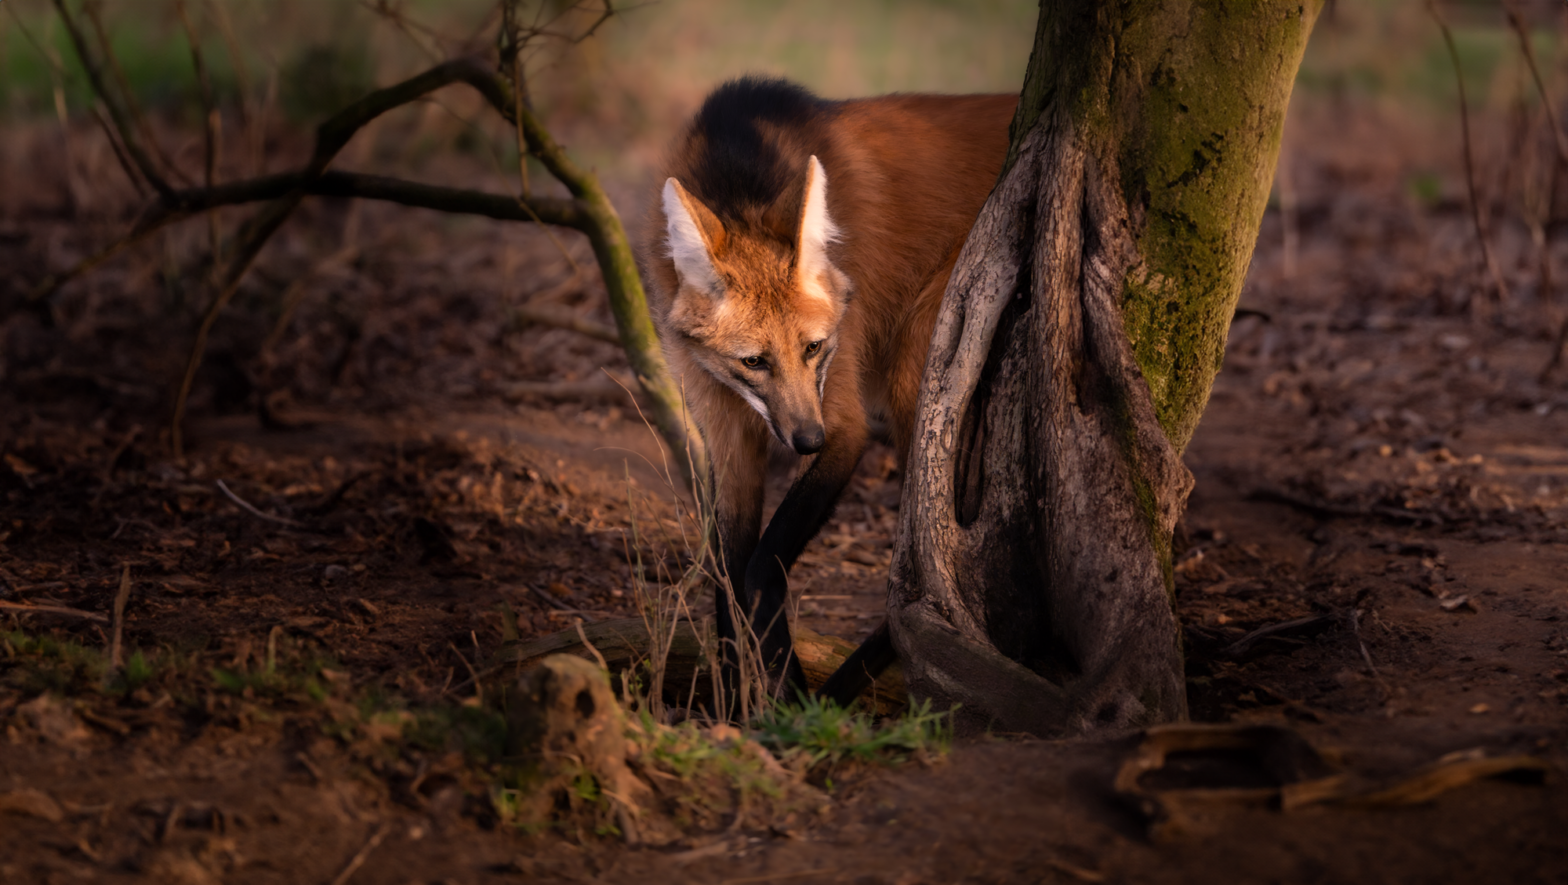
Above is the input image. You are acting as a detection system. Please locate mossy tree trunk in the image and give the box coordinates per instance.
[888,0,1321,736]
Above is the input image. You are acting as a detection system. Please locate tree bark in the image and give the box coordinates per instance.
[888,1,1320,736]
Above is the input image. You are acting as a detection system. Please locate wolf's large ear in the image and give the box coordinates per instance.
[663,178,725,297]
[796,155,841,282]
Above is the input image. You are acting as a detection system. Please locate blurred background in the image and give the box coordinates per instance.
[3,0,1568,434]
[3,8,1568,869]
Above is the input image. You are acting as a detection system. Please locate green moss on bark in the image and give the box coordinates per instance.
[1108,1,1321,451]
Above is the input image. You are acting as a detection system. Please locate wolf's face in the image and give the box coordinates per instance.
[662,156,851,455]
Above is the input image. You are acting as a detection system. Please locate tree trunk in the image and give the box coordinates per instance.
[888,1,1321,736]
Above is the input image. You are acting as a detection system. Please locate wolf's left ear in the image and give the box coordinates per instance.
[796,155,841,282]
[663,177,726,297]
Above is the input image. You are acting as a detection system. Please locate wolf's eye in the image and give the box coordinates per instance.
[741,355,765,370]
[804,340,823,357]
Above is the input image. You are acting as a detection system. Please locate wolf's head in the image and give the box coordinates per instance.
[661,156,851,455]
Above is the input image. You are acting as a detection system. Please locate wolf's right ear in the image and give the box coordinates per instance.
[663,178,725,297]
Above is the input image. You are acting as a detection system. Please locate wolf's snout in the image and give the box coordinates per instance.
[791,425,825,455]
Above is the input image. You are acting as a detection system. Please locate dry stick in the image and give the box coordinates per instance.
[574,618,611,672]
[498,65,703,487]
[503,27,585,279]
[328,823,389,885]
[52,0,171,198]
[1506,4,1568,167]
[108,564,131,669]
[1505,3,1568,378]
[1429,0,1512,321]
[447,642,482,704]
[89,101,149,199]
[0,602,109,623]
[22,169,587,307]
[6,8,87,211]
[215,479,304,528]
[203,0,259,177]
[175,0,223,271]
[83,2,190,187]
[171,58,516,456]
[1349,608,1393,700]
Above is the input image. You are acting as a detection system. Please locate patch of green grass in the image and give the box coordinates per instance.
[629,711,785,802]
[753,695,954,771]
[2,629,105,694]
[209,641,332,702]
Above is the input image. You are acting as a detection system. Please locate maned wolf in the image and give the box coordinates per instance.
[644,77,1015,706]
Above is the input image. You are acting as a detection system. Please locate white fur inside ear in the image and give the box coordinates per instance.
[797,156,841,281]
[663,179,722,296]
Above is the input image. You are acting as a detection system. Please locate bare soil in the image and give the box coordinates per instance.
[3,98,1567,884]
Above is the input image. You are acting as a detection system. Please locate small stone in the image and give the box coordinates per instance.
[322,564,350,582]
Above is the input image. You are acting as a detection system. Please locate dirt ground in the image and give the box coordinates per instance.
[3,89,1568,884]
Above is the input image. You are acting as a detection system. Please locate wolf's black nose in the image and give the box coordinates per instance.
[792,427,824,455]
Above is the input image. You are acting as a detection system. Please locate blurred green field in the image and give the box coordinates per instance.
[2,1,1565,179]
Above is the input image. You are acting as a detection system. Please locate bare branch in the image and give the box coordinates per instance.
[1504,2,1568,168]
[204,0,261,175]
[82,1,190,186]
[175,0,223,267]
[51,0,173,198]
[170,56,552,455]
[216,479,305,528]
[0,601,109,623]
[88,101,149,198]
[1428,0,1511,319]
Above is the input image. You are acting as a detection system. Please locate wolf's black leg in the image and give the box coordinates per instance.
[817,620,897,707]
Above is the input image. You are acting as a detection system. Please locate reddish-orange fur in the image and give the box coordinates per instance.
[642,79,1016,699]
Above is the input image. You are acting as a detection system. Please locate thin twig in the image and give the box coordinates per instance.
[446,642,482,705]
[1428,0,1511,320]
[0,601,109,623]
[532,585,576,612]
[1504,2,1568,167]
[574,617,611,673]
[88,101,149,198]
[1505,1,1568,378]
[83,1,189,186]
[175,0,223,271]
[1349,607,1393,700]
[20,169,588,308]
[328,823,389,885]
[215,479,304,528]
[203,0,259,176]
[171,56,542,455]
[108,564,131,669]
[52,0,170,197]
